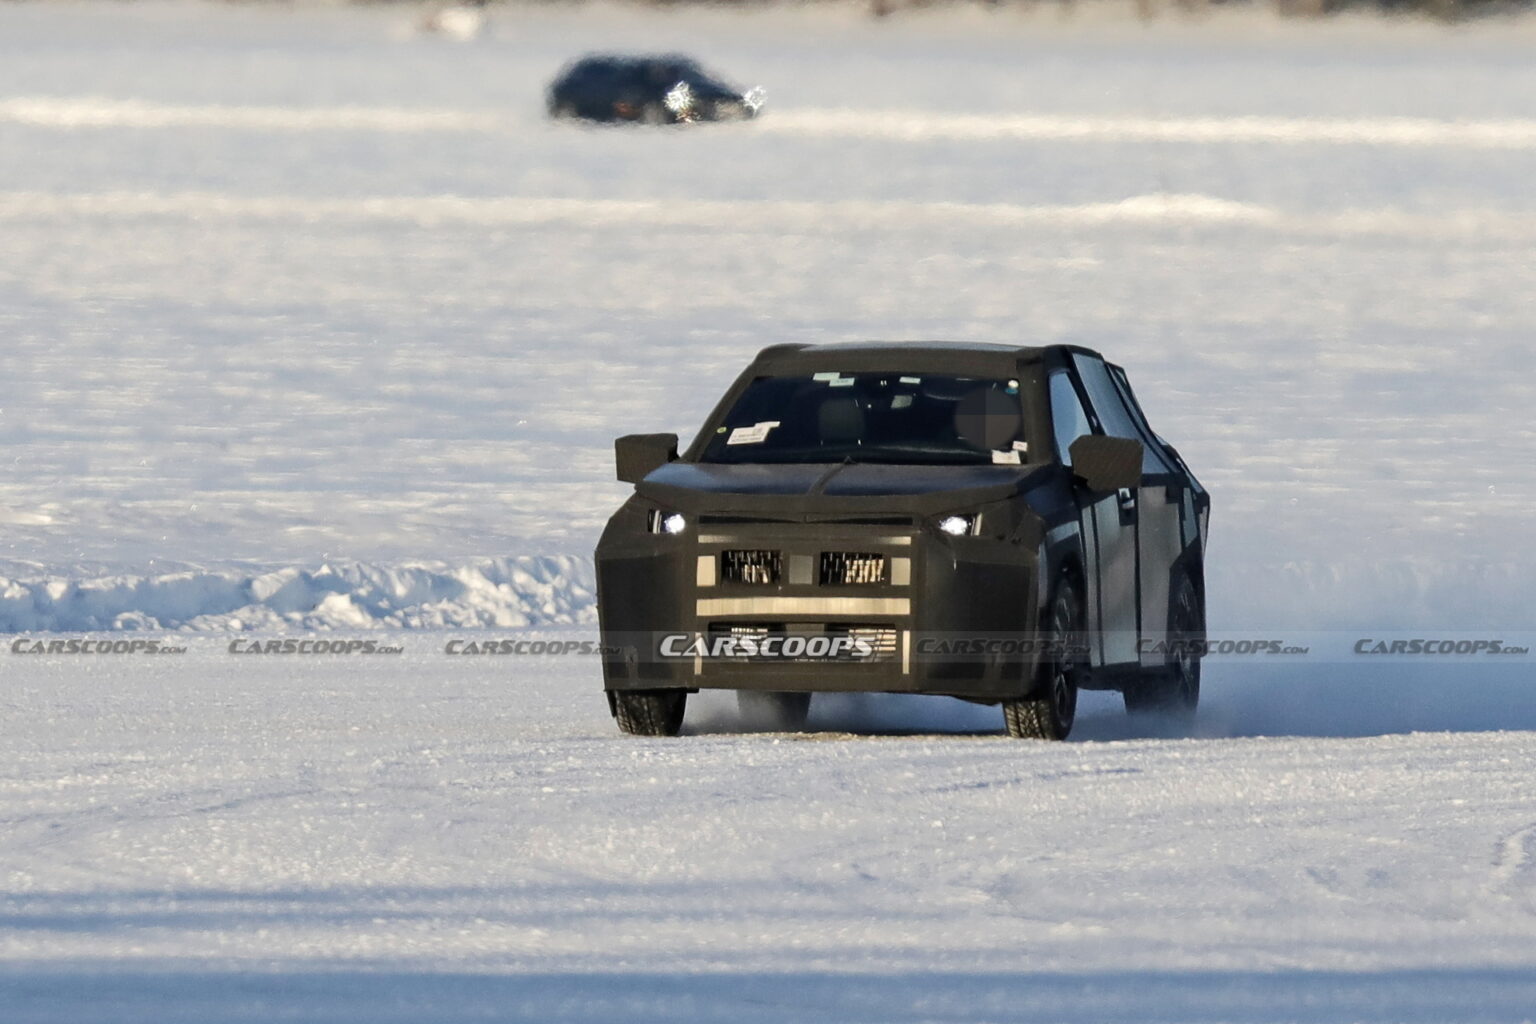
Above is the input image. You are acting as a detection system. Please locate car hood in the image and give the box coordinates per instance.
[635,461,1046,517]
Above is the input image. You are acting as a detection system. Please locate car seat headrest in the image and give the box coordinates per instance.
[818,394,865,445]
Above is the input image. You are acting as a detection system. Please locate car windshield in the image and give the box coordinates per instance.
[699,373,1027,466]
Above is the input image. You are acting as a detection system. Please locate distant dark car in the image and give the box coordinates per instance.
[596,342,1210,741]
[547,54,763,125]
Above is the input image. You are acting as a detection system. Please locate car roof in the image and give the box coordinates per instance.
[747,341,1107,376]
[570,53,701,70]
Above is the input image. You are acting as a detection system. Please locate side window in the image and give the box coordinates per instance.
[1072,354,1174,474]
[1048,371,1092,466]
[1109,365,1168,452]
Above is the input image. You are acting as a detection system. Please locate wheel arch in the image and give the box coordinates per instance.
[1040,532,1087,631]
[1168,547,1206,636]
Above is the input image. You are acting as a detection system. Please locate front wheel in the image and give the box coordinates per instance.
[1003,574,1083,740]
[613,690,687,736]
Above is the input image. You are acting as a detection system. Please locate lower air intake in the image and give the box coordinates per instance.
[830,624,900,661]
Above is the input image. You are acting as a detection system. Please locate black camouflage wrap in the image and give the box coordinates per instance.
[596,342,1209,702]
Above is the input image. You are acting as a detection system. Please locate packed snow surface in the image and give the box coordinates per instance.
[3,3,1536,1021]
[4,643,1536,1023]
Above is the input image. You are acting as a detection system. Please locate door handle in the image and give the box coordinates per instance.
[1116,488,1136,510]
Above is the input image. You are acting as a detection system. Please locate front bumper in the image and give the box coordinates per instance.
[596,507,1039,698]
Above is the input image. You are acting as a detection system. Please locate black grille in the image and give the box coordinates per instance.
[720,549,782,585]
[811,516,915,526]
[707,622,779,662]
[820,551,886,586]
[698,515,793,525]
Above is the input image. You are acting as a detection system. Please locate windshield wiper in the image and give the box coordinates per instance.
[809,458,856,495]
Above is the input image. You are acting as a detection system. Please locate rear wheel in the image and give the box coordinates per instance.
[613,690,687,736]
[1124,572,1201,719]
[737,690,811,731]
[1004,574,1083,740]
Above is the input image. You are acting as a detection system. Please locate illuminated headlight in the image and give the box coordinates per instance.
[937,514,976,537]
[649,510,688,535]
[664,81,695,116]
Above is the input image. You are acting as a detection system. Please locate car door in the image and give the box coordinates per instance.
[1048,367,1139,669]
[1105,364,1199,668]
[1071,354,1189,669]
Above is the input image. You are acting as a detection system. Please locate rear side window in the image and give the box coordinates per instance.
[1048,371,1092,466]
[1072,354,1174,474]
[1109,366,1165,447]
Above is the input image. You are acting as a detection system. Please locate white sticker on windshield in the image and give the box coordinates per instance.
[992,449,1021,465]
[1012,440,1029,452]
[899,376,922,385]
[828,377,855,388]
[811,372,840,381]
[727,421,781,445]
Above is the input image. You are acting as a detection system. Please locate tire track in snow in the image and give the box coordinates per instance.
[10,96,1536,150]
[4,190,1536,241]
[0,96,506,133]
[1489,823,1536,912]
[766,108,1536,150]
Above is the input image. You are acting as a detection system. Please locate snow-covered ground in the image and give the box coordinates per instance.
[3,640,1536,1023]
[2,2,1535,1020]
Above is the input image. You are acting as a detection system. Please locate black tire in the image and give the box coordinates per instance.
[1123,572,1202,719]
[613,690,687,736]
[737,690,811,730]
[549,100,577,120]
[1003,574,1083,740]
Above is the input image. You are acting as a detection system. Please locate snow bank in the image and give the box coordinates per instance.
[4,549,1527,635]
[0,557,596,633]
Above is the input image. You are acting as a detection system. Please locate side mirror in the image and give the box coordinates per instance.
[1069,435,1143,494]
[615,433,678,484]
